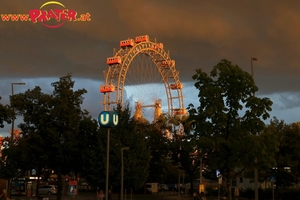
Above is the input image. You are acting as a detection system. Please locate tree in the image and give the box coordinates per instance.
[166,114,214,194]
[189,59,276,200]
[0,88,51,181]
[266,118,300,189]
[6,74,87,200]
[76,115,101,189]
[0,96,12,128]
[110,104,151,192]
[1,75,163,198]
[82,104,151,194]
[144,122,171,184]
[0,97,14,178]
[286,122,300,183]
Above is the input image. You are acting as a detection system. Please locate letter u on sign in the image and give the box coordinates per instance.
[98,111,119,128]
[112,113,119,126]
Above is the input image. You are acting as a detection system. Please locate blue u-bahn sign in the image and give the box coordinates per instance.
[98,111,119,128]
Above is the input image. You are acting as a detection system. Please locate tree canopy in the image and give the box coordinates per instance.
[265,118,300,189]
[0,75,173,198]
[82,104,151,192]
[188,59,277,200]
[2,74,87,200]
[1,62,295,199]
[0,97,12,128]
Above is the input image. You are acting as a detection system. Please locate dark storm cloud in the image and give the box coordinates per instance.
[1,0,300,86]
[0,1,300,84]
[0,0,300,128]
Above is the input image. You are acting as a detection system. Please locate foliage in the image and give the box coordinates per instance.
[82,104,151,192]
[167,119,212,194]
[111,104,151,191]
[0,96,12,128]
[188,59,276,200]
[0,96,14,178]
[76,115,101,189]
[0,74,87,200]
[265,118,300,188]
[144,123,171,183]
[156,113,201,187]
[0,75,167,196]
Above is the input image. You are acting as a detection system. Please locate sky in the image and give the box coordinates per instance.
[1,0,300,137]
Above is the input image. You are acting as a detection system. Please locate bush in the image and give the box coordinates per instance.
[205,187,219,196]
[240,188,254,199]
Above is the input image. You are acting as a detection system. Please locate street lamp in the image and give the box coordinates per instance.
[250,58,258,200]
[121,147,130,200]
[11,82,26,142]
[9,82,25,199]
[251,57,257,79]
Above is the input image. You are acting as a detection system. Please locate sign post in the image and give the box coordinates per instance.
[270,176,276,200]
[98,111,119,200]
[218,174,222,200]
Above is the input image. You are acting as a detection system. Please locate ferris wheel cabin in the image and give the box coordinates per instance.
[135,35,149,43]
[100,84,115,93]
[120,39,135,47]
[161,60,175,67]
[107,56,122,65]
[173,108,187,115]
[151,43,164,50]
[170,83,183,90]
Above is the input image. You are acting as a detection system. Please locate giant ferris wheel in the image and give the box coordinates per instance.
[100,35,186,123]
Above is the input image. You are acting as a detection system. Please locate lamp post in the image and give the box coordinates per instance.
[9,82,25,198]
[199,157,202,191]
[11,82,26,142]
[121,147,130,200]
[251,57,257,79]
[98,111,119,200]
[105,128,110,200]
[251,57,258,200]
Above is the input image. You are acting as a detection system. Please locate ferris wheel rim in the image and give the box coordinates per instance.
[102,37,185,117]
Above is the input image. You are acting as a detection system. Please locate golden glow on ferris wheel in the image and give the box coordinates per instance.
[100,35,186,122]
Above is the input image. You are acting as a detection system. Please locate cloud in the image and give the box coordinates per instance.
[269,92,300,110]
[0,0,300,129]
